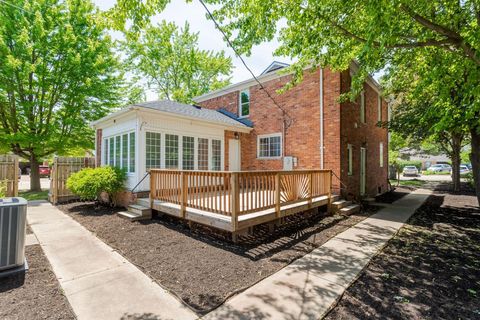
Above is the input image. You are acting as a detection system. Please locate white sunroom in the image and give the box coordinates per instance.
[91,100,252,192]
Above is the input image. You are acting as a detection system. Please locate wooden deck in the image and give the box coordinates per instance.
[149,169,333,237]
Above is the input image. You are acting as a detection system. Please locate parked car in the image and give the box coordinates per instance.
[38,165,51,178]
[427,164,452,173]
[463,163,472,170]
[403,165,419,176]
[459,165,470,175]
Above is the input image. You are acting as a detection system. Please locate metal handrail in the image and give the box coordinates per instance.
[130,171,150,193]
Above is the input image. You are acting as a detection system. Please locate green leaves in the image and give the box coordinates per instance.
[121,21,232,103]
[0,0,123,161]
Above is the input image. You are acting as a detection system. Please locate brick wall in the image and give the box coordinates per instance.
[95,129,102,167]
[339,69,388,197]
[200,68,324,171]
[198,66,387,198]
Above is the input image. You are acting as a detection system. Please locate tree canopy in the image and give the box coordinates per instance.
[0,0,122,190]
[121,21,233,103]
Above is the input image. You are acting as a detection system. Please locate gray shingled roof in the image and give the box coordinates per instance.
[133,100,251,128]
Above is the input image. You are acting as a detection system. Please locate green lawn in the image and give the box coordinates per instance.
[19,190,49,201]
[390,179,426,187]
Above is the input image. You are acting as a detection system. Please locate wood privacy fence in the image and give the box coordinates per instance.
[150,169,332,230]
[49,157,95,204]
[0,155,19,197]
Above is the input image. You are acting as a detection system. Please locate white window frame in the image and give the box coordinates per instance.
[379,142,384,168]
[347,144,353,175]
[143,128,224,172]
[239,89,250,118]
[360,90,366,123]
[257,133,282,159]
[377,95,382,122]
[103,131,136,175]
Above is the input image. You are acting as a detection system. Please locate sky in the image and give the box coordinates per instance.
[94,0,292,100]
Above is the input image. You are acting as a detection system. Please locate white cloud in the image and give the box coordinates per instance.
[94,0,292,100]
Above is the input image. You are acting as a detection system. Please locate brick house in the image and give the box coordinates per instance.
[195,62,388,198]
[92,62,388,199]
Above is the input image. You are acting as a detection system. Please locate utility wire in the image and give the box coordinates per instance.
[197,0,293,125]
[0,0,30,13]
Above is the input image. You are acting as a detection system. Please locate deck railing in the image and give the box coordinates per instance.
[150,169,332,224]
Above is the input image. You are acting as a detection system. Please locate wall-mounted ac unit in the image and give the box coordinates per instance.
[0,198,27,272]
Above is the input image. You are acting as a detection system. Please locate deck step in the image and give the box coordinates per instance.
[331,199,351,210]
[339,204,360,215]
[117,210,149,221]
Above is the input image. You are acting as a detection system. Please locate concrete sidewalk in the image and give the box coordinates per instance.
[203,188,432,320]
[27,201,196,320]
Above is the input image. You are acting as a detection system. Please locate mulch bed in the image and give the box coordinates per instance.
[0,245,75,320]
[58,202,380,314]
[325,187,480,319]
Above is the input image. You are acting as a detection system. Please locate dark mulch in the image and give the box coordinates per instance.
[57,202,379,314]
[0,245,75,320]
[325,188,480,319]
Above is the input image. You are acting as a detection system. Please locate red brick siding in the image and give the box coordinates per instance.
[340,69,388,197]
[199,66,387,198]
[200,69,323,171]
[95,129,102,167]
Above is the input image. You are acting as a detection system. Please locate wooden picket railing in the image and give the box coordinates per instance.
[150,169,332,227]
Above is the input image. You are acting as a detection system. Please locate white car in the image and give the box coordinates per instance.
[402,166,419,176]
[427,164,452,173]
[459,165,470,175]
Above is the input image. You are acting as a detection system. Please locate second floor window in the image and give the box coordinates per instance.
[239,89,250,117]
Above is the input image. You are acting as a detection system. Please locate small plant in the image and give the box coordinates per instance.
[67,166,126,205]
[0,180,7,198]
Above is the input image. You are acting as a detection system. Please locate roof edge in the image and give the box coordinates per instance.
[194,62,382,103]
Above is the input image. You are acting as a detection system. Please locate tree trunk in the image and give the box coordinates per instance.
[451,132,462,192]
[30,156,41,192]
[471,128,480,204]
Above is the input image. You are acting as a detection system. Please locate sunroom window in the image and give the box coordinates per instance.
[239,89,250,117]
[182,136,195,170]
[146,132,161,170]
[197,138,209,170]
[212,139,222,171]
[165,134,179,169]
[104,132,135,173]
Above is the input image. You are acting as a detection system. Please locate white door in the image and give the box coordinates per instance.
[229,139,241,171]
[360,147,366,195]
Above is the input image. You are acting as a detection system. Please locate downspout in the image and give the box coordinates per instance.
[320,68,324,169]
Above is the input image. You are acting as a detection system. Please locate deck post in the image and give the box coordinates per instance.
[275,173,281,218]
[308,171,313,208]
[149,170,154,209]
[231,172,239,234]
[181,172,187,218]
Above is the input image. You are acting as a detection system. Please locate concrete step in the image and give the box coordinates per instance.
[117,210,148,221]
[330,194,341,202]
[331,199,352,210]
[339,204,361,215]
[136,198,151,207]
[128,204,151,216]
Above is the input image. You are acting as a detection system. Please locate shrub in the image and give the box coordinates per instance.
[67,166,126,204]
[0,180,7,198]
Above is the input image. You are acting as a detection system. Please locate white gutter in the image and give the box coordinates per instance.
[320,68,324,169]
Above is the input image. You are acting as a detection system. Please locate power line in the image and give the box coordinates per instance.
[0,0,30,13]
[197,0,293,125]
